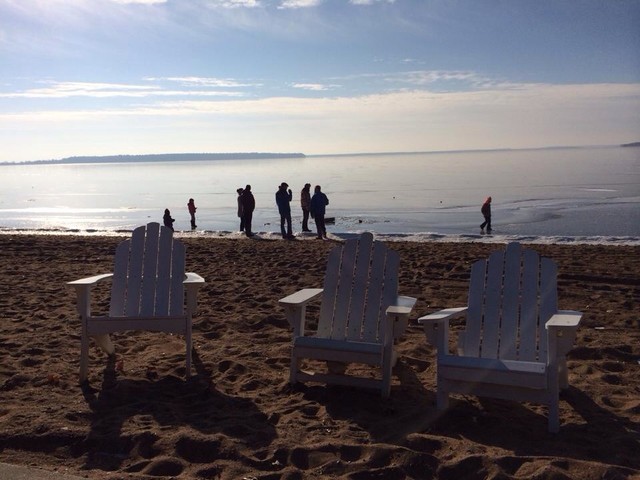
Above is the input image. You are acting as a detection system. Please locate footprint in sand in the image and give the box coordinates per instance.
[142,457,185,477]
[175,436,224,463]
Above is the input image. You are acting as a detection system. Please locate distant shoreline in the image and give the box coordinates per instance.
[3,143,637,165]
[0,152,306,166]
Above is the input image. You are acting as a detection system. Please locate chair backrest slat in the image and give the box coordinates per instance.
[345,235,375,341]
[537,257,558,361]
[316,233,400,343]
[463,259,487,356]
[463,242,559,362]
[519,248,540,361]
[109,240,131,317]
[498,243,523,358]
[124,225,146,316]
[479,250,505,358]
[364,246,399,342]
[359,241,386,342]
[317,247,342,338]
[328,237,359,340]
[140,222,161,316]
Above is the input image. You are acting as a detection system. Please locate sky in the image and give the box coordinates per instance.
[1,0,639,162]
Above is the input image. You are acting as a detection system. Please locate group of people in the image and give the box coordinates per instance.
[163,190,492,237]
[274,183,329,240]
[234,182,329,240]
[162,197,198,232]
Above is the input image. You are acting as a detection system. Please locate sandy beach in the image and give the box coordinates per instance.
[0,233,638,480]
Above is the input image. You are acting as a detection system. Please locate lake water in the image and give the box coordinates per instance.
[1,146,639,245]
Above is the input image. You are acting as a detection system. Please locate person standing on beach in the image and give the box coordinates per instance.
[310,185,329,239]
[276,182,294,239]
[480,196,492,233]
[300,183,312,232]
[187,198,197,230]
[241,185,255,237]
[163,208,175,231]
[236,188,245,232]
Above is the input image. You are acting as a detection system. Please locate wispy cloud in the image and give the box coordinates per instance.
[0,81,244,99]
[2,82,638,161]
[278,0,322,9]
[291,83,338,91]
[5,82,637,119]
[159,77,258,88]
[350,0,395,4]
[109,0,167,4]
[203,0,261,8]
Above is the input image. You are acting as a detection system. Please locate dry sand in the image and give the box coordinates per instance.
[0,234,638,479]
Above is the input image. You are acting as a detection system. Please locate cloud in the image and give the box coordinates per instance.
[2,82,638,161]
[0,80,246,99]
[278,0,322,9]
[160,77,257,88]
[291,83,337,91]
[8,82,636,118]
[203,0,261,8]
[350,0,395,4]
[109,0,167,4]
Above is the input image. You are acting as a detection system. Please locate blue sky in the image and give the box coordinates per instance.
[1,0,639,162]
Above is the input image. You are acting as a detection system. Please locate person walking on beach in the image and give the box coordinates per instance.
[300,183,312,232]
[276,182,294,239]
[480,196,492,233]
[236,188,245,232]
[241,185,255,237]
[163,208,175,231]
[187,198,197,230]
[310,185,329,239]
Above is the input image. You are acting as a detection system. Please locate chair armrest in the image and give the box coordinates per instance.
[66,274,113,318]
[418,307,467,352]
[546,310,582,330]
[184,272,205,314]
[546,310,582,358]
[386,296,417,338]
[279,288,323,307]
[184,272,205,285]
[418,306,468,323]
[279,288,323,335]
[67,273,114,288]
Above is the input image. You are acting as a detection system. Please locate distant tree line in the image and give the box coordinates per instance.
[2,152,306,166]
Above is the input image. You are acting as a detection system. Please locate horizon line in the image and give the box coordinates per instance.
[1,142,635,165]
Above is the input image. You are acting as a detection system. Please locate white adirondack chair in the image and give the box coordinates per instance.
[419,242,582,432]
[67,223,205,383]
[279,232,416,397]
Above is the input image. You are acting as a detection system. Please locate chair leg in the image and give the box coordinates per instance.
[290,352,301,384]
[185,325,192,378]
[381,350,393,398]
[79,329,89,383]
[436,385,449,410]
[559,358,569,390]
[548,400,560,433]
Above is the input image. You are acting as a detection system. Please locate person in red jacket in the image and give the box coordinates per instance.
[300,183,312,232]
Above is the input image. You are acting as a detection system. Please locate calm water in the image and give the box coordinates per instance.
[1,146,639,244]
